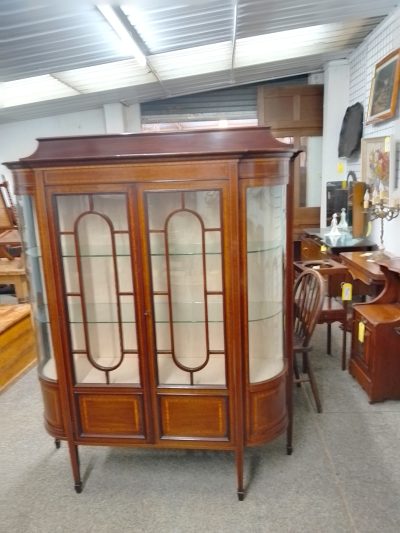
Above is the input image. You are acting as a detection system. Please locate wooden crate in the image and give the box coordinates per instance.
[0,304,36,392]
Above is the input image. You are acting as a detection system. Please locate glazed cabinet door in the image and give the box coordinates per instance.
[139,182,232,443]
[52,190,147,440]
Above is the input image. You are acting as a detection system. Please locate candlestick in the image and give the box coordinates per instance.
[368,199,400,254]
[363,189,370,209]
[379,181,385,200]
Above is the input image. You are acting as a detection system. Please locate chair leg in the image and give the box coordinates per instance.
[293,354,301,386]
[327,323,332,355]
[303,351,322,413]
[302,352,308,373]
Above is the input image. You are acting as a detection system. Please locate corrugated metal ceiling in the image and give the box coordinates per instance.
[0,0,398,122]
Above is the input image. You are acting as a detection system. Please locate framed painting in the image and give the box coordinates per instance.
[361,136,396,204]
[366,49,400,124]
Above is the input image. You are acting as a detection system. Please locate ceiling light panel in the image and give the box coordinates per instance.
[1,3,133,83]
[235,22,369,67]
[0,75,79,108]
[56,59,157,93]
[151,41,231,80]
[121,1,232,54]
[97,5,147,66]
[235,0,393,38]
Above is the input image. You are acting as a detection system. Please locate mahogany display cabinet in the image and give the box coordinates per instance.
[5,127,298,499]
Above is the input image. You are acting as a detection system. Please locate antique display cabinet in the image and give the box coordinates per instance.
[6,127,297,499]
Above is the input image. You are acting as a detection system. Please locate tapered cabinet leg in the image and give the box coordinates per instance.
[67,441,82,493]
[54,438,61,449]
[236,448,245,501]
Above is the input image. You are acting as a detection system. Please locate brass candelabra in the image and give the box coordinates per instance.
[368,200,400,252]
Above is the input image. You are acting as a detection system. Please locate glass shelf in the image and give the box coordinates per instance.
[25,247,41,258]
[248,302,282,322]
[36,300,281,324]
[247,241,282,254]
[25,241,281,258]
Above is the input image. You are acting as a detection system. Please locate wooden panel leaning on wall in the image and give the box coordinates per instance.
[257,84,324,242]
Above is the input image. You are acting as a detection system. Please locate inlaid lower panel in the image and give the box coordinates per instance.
[246,374,287,445]
[78,393,144,437]
[40,379,65,437]
[159,395,229,439]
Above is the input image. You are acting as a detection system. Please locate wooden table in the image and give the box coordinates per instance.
[339,251,386,297]
[0,304,36,392]
[0,257,29,302]
[301,228,377,261]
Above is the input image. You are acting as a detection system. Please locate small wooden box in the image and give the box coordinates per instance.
[0,304,36,392]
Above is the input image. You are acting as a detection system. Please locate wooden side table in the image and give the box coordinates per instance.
[0,258,29,302]
[340,251,386,298]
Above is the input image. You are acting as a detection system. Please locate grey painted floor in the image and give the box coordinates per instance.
[1,324,400,533]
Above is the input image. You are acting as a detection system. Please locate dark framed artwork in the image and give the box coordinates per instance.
[366,49,400,124]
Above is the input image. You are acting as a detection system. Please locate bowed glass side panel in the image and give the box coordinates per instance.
[56,194,139,385]
[246,186,285,383]
[146,189,226,386]
[16,195,55,379]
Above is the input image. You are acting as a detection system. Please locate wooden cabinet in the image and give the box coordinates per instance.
[349,259,400,402]
[257,85,323,136]
[5,127,297,499]
[300,236,326,260]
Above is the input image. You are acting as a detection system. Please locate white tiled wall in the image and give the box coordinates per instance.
[347,7,400,254]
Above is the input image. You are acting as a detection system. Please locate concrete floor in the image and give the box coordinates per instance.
[1,322,400,532]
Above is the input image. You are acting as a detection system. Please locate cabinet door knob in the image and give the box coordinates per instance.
[394,327,400,336]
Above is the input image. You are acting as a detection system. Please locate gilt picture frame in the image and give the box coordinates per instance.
[360,136,396,204]
[366,48,400,124]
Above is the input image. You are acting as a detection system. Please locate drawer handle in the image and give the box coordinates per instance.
[394,327,400,336]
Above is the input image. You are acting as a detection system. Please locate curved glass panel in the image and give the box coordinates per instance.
[16,196,56,379]
[247,186,285,383]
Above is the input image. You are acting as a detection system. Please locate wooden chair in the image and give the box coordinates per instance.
[295,259,349,370]
[293,268,325,413]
